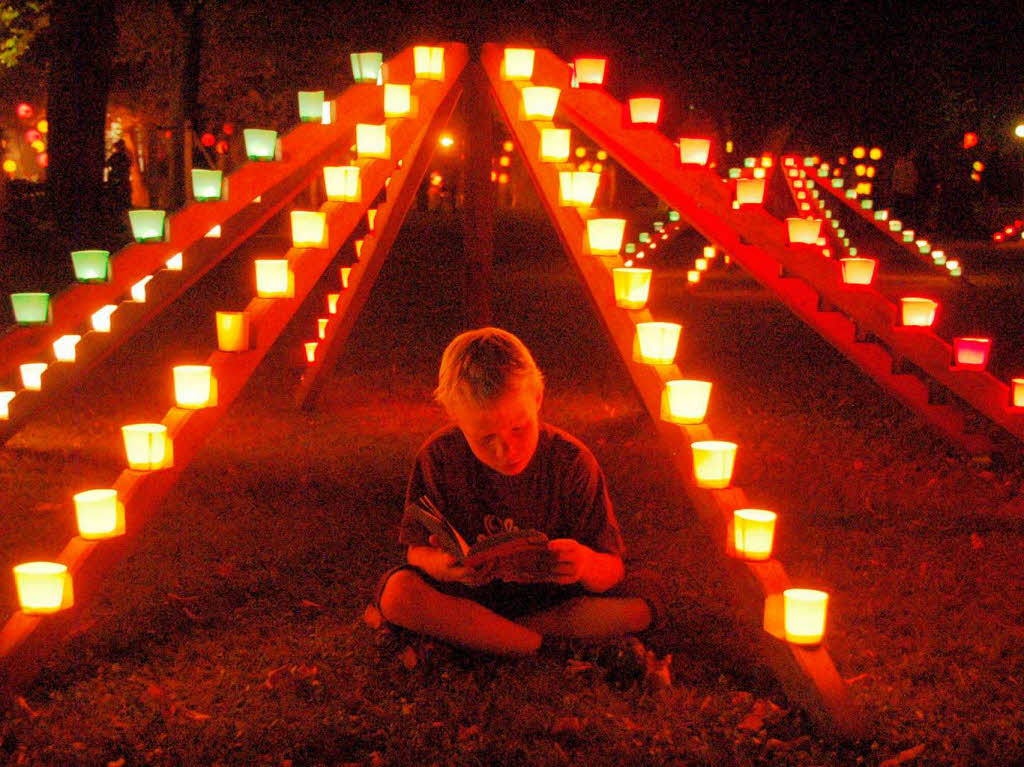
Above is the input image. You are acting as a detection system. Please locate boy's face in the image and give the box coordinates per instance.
[450,384,541,476]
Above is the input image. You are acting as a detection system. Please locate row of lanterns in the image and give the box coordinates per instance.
[501,47,829,646]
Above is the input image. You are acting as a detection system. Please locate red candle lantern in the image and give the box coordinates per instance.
[952,337,992,370]
[1011,378,1024,408]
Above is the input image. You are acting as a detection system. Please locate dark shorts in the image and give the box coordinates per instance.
[375,564,666,628]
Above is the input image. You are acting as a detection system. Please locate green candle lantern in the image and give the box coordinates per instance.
[243,129,278,161]
[70,250,111,282]
[297,90,325,122]
[10,292,51,325]
[350,51,383,83]
[191,169,224,201]
[128,209,167,242]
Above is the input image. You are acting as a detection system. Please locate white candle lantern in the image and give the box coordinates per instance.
[14,562,73,614]
[356,123,389,159]
[783,588,829,646]
[327,293,340,314]
[317,318,329,340]
[558,171,600,207]
[304,341,318,363]
[383,83,412,117]
[899,297,937,327]
[20,362,47,391]
[166,252,183,271]
[585,218,626,255]
[634,322,681,365]
[290,210,328,248]
[733,509,776,561]
[840,257,876,286]
[413,45,445,79]
[628,97,661,125]
[74,489,125,539]
[122,423,173,470]
[173,365,217,409]
[540,128,570,162]
[52,334,82,362]
[324,166,361,201]
[130,275,153,302]
[521,86,560,120]
[255,259,294,298]
[691,440,737,488]
[678,138,711,165]
[571,57,607,87]
[611,267,652,310]
[502,47,535,80]
[660,380,711,424]
[91,304,118,332]
[216,311,250,351]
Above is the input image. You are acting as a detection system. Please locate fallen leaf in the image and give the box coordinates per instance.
[458,724,481,741]
[765,735,811,752]
[107,759,126,767]
[293,664,317,679]
[183,708,211,721]
[363,604,383,628]
[16,697,37,718]
[970,533,983,550]
[551,716,583,735]
[737,713,764,731]
[880,744,926,767]
[400,646,418,670]
[300,599,324,610]
[166,592,199,603]
[264,665,288,689]
[845,673,870,685]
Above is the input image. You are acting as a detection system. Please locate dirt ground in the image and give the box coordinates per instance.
[1,208,1023,766]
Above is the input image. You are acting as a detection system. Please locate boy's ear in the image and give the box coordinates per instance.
[534,387,543,411]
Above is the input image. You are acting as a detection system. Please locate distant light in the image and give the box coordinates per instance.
[201,132,215,147]
[1015,124,1024,138]
[16,103,32,119]
[852,146,866,159]
[575,146,587,158]
[869,147,882,160]
[972,160,985,172]
[439,134,454,148]
[498,172,509,184]
[499,155,510,167]
[596,149,607,161]
[963,132,979,149]
[502,140,514,153]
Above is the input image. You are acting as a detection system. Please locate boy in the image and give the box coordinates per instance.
[376,327,654,655]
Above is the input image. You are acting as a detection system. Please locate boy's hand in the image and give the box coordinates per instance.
[547,538,594,585]
[409,537,494,586]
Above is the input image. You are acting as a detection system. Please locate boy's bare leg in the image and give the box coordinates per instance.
[379,568,542,655]
[518,596,652,639]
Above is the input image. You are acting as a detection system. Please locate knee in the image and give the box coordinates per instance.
[378,567,427,624]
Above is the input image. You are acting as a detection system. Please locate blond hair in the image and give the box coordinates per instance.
[434,327,544,414]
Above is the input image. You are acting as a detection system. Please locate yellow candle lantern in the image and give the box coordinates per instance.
[291,210,328,248]
[695,257,708,271]
[317,318,329,339]
[703,245,716,258]
[521,86,560,120]
[502,47,535,80]
[611,267,652,309]
[255,259,294,298]
[340,266,352,288]
[571,56,607,87]
[558,171,600,207]
[952,337,992,370]
[687,269,701,284]
[691,440,737,489]
[367,208,377,231]
[122,423,173,470]
[840,257,877,285]
[586,218,626,255]
[324,166,361,201]
[628,97,661,125]
[354,238,364,259]
[787,217,822,244]
[733,509,776,561]
[413,45,445,79]
[130,275,153,302]
[356,123,389,159]
[899,297,938,327]
[735,178,765,205]
[634,322,681,365]
[540,128,571,162]
[660,379,712,424]
[327,293,341,314]
[216,311,250,351]
[53,334,82,363]
[20,362,47,391]
[304,341,318,363]
[783,588,829,646]
[13,562,73,614]
[91,304,118,332]
[0,391,15,419]
[383,83,412,117]
[678,138,711,165]
[73,489,125,539]
[173,365,217,409]
[1012,378,1024,408]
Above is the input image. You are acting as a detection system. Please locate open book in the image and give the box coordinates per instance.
[406,495,556,581]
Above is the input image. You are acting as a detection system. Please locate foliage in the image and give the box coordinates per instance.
[0,0,48,68]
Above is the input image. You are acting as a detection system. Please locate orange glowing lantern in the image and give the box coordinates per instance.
[20,362,47,391]
[383,83,412,117]
[611,267,652,310]
[14,562,73,614]
[327,293,341,314]
[354,239,364,259]
[571,57,607,87]
[122,423,173,470]
[413,45,445,80]
[74,489,125,539]
[216,311,250,351]
[539,128,570,162]
[304,341,318,363]
[1012,378,1024,408]
[733,509,776,561]
[0,391,15,419]
[317,318,329,340]
[502,47,535,80]
[678,138,711,165]
[735,178,765,205]
[356,123,389,159]
[290,211,328,248]
[634,322,681,365]
[628,97,661,125]
[952,337,992,370]
[53,335,81,363]
[783,588,829,646]
[660,380,711,424]
[687,269,700,284]
[787,217,822,245]
[585,218,626,255]
[558,171,600,207]
[691,440,737,489]
[91,304,117,332]
[899,297,938,327]
[255,259,294,298]
[324,166,361,201]
[166,252,183,271]
[839,257,877,286]
[130,276,153,303]
[694,258,708,272]
[367,208,377,231]
[340,266,352,288]
[173,365,217,409]
[521,86,560,120]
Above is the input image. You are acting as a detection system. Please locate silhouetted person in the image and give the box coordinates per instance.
[105,139,132,214]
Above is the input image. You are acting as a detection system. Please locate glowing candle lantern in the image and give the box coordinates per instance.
[297,90,324,122]
[73,489,125,539]
[783,588,829,646]
[290,210,328,248]
[20,362,47,391]
[687,269,700,284]
[586,218,626,255]
[340,266,352,288]
[383,83,412,117]
[840,257,877,286]
[661,380,711,424]
[691,440,737,489]
[216,311,250,351]
[634,322,681,365]
[304,341,318,363]
[735,178,765,205]
[322,100,334,124]
[350,51,383,83]
[53,334,81,362]
[327,293,341,314]
[521,86,560,120]
[13,562,73,614]
[540,128,570,162]
[10,292,51,325]
[166,252,183,270]
[1012,379,1024,408]
[413,45,445,79]
[0,391,15,419]
[695,258,708,272]
[572,57,607,87]
[91,304,117,332]
[354,239,364,259]
[902,230,915,243]
[243,129,278,161]
[678,138,711,165]
[502,47,535,80]
[628,97,661,125]
[128,209,166,242]
[173,365,217,409]
[356,123,389,159]
[611,267,652,310]
[122,423,172,470]
[191,168,223,202]
[733,509,776,561]
[255,259,294,298]
[317,318,329,340]
[324,166,361,202]
[952,337,992,370]
[71,249,111,282]
[558,171,600,207]
[703,246,716,258]
[669,210,680,222]
[787,217,822,245]
[367,208,377,231]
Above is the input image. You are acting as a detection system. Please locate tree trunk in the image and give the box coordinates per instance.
[45,0,117,243]
[168,0,204,209]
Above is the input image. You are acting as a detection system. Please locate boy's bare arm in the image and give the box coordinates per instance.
[547,539,624,593]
